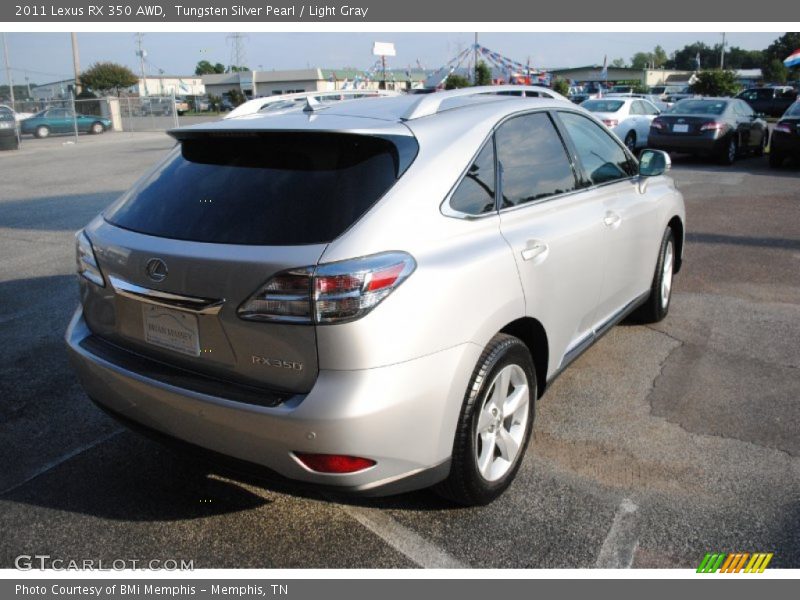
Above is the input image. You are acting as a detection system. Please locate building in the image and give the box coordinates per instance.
[549,66,697,89]
[31,79,77,101]
[135,75,205,97]
[202,68,427,99]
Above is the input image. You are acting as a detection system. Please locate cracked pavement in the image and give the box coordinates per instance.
[0,133,798,569]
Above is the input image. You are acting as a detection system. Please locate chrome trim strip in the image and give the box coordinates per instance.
[109,275,225,315]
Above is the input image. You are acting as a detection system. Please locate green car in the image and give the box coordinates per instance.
[20,108,112,138]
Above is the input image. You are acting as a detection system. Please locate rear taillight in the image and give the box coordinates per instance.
[294,453,376,474]
[650,119,665,131]
[700,121,727,132]
[238,251,416,325]
[75,230,105,287]
[774,122,793,134]
[602,119,619,127]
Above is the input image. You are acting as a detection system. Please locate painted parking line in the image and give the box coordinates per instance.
[595,498,640,568]
[334,502,467,569]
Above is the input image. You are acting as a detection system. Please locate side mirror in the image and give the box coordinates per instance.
[639,149,671,177]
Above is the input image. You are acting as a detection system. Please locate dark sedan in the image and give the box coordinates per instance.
[648,98,768,165]
[769,101,800,168]
[20,108,112,138]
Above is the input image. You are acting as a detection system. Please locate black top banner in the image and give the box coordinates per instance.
[2,0,795,22]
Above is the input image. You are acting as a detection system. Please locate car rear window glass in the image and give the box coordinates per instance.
[105,132,417,245]
[581,100,625,112]
[669,100,728,115]
[785,103,800,117]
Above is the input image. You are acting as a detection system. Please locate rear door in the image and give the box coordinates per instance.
[496,111,606,366]
[85,131,412,394]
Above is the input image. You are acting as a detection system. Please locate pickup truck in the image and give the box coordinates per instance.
[737,87,798,118]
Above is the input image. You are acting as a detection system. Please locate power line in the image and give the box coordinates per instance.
[227,33,247,69]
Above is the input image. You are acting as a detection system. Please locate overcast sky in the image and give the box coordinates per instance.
[2,31,783,85]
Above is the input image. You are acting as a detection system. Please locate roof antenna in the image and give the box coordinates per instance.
[303,96,322,112]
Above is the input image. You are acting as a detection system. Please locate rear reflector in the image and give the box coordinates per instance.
[700,121,726,132]
[295,453,376,474]
[602,119,619,127]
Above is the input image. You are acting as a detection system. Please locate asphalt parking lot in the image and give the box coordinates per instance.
[0,132,798,569]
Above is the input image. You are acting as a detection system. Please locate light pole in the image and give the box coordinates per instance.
[2,33,14,106]
[71,32,81,95]
[720,32,726,70]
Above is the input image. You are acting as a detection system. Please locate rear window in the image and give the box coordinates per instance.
[0,109,14,122]
[785,102,800,117]
[105,132,417,245]
[668,99,727,115]
[581,100,624,113]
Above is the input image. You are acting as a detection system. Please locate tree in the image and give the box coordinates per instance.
[690,70,740,97]
[474,61,492,86]
[762,59,788,84]
[195,60,225,75]
[667,42,716,70]
[80,62,139,96]
[444,74,470,89]
[226,88,246,107]
[552,78,570,96]
[610,58,626,68]
[652,45,668,68]
[630,52,652,70]
[763,32,800,80]
[725,46,764,69]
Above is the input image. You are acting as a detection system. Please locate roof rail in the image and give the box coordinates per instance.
[401,85,568,121]
[225,89,401,119]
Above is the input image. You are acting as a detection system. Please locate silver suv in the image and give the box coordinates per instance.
[66,86,685,505]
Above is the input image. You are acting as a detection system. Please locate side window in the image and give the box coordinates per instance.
[642,101,660,115]
[495,112,577,208]
[756,89,773,101]
[558,111,637,185]
[449,140,496,215]
[740,90,756,101]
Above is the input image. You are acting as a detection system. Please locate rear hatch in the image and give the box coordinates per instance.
[83,125,415,394]
[654,114,717,137]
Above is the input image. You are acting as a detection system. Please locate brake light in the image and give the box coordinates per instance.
[295,453,376,474]
[650,119,665,131]
[75,230,105,287]
[238,251,416,325]
[774,122,793,134]
[700,121,727,132]
[602,119,619,127]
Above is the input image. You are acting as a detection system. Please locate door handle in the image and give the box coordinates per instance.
[603,212,622,228]
[521,242,548,262]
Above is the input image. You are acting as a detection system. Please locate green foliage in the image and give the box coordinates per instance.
[690,70,740,97]
[195,60,226,75]
[444,74,471,90]
[630,46,668,69]
[762,59,788,84]
[610,58,626,68]
[763,32,800,80]
[474,61,492,86]
[226,88,246,106]
[633,83,650,94]
[207,93,222,111]
[552,78,570,96]
[80,62,139,95]
[0,84,33,101]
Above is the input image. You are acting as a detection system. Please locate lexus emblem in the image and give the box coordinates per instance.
[145,258,168,282]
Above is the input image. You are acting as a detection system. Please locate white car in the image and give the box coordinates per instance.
[580,96,662,152]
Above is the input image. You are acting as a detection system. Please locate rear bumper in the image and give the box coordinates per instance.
[647,132,725,155]
[66,307,481,495]
[771,134,800,156]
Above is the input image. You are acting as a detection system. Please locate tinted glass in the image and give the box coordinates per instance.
[582,100,624,113]
[785,103,800,117]
[0,108,14,121]
[105,132,416,245]
[756,89,774,100]
[641,100,660,115]
[449,140,496,215]
[495,112,576,208]
[669,99,728,115]
[558,111,636,186]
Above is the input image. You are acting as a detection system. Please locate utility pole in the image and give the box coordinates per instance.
[2,33,14,106]
[25,71,31,98]
[70,32,81,94]
[227,32,247,70]
[720,32,726,70]
[135,32,148,96]
[473,32,478,84]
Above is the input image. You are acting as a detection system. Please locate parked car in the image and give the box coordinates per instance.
[606,92,672,112]
[174,97,190,115]
[139,97,174,117]
[769,101,800,168]
[0,103,34,122]
[737,86,798,118]
[20,108,112,138]
[66,86,685,505]
[649,85,689,99]
[648,97,768,164]
[580,96,662,152]
[0,105,19,150]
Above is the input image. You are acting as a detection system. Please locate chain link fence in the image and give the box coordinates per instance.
[117,95,180,132]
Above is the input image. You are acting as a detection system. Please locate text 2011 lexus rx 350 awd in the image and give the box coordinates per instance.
[66,87,685,505]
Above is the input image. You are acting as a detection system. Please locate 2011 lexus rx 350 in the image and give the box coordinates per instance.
[66,86,685,505]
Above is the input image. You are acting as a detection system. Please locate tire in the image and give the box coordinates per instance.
[769,150,784,168]
[624,131,637,154]
[34,125,50,139]
[435,334,536,506]
[631,228,676,324]
[719,135,737,165]
[90,122,104,135]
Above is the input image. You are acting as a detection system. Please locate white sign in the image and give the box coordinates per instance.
[372,42,396,57]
